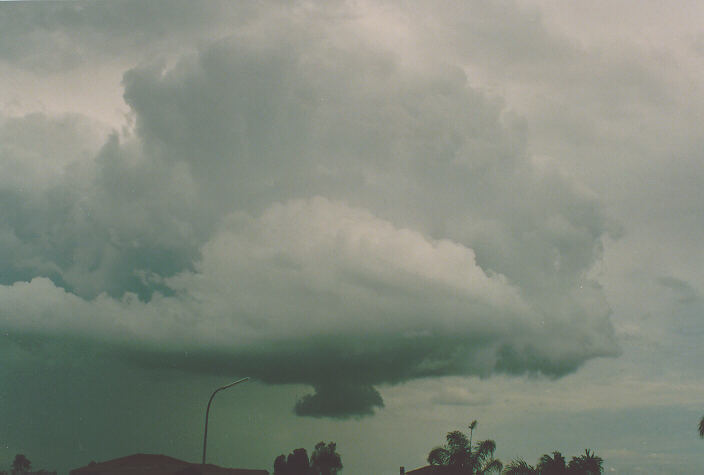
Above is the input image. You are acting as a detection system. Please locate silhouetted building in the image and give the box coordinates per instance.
[70,453,267,475]
[403,466,463,475]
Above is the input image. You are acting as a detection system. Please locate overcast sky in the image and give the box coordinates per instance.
[1,1,703,473]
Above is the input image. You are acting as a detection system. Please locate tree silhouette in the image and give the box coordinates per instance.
[501,450,602,475]
[427,421,502,474]
[288,448,312,474]
[11,454,31,475]
[699,415,704,438]
[536,452,567,475]
[310,441,343,475]
[566,450,602,475]
[273,448,312,475]
[273,454,288,475]
[274,443,342,475]
[468,420,478,448]
[502,458,537,475]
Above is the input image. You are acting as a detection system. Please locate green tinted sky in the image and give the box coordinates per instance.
[1,1,703,473]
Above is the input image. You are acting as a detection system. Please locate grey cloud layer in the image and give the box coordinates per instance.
[0,8,618,417]
[0,0,262,72]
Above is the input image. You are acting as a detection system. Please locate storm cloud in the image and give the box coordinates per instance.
[0,4,618,417]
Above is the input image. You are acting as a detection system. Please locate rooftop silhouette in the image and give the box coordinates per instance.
[69,453,268,475]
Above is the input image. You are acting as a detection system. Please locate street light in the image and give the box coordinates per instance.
[202,377,250,465]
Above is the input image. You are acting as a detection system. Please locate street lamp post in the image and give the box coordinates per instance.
[202,377,250,465]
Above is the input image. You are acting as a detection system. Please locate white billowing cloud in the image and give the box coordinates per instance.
[169,197,528,338]
[4,2,704,472]
[1,197,525,342]
[0,196,617,416]
[0,3,620,417]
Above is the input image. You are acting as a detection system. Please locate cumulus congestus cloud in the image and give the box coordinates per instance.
[0,18,618,417]
[0,198,616,417]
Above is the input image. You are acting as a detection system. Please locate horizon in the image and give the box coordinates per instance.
[1,1,704,474]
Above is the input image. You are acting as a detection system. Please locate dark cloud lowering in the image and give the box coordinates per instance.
[0,7,618,417]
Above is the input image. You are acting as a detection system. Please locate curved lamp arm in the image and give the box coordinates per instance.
[202,377,249,465]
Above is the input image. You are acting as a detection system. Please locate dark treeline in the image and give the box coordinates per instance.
[503,450,603,475]
[15,414,704,474]
[426,420,603,475]
[273,441,342,475]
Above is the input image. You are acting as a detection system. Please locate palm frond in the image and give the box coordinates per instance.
[481,458,503,473]
[567,449,603,474]
[447,447,469,468]
[446,430,470,450]
[502,458,537,475]
[537,451,566,473]
[428,447,449,466]
[475,439,497,459]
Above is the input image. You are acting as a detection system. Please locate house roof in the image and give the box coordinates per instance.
[406,466,463,475]
[69,453,268,475]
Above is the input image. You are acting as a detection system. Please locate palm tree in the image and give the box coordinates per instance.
[502,458,537,475]
[536,452,567,475]
[566,449,602,475]
[698,415,704,438]
[468,420,478,448]
[427,421,503,474]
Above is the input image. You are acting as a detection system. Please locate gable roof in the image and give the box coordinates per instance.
[406,466,463,475]
[69,453,268,475]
